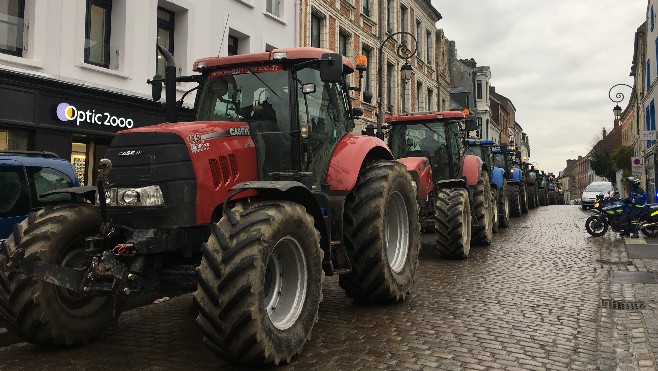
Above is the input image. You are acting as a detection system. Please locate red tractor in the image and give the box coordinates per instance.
[0,48,420,365]
[385,111,494,259]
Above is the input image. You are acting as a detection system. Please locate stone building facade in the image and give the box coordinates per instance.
[299,0,442,131]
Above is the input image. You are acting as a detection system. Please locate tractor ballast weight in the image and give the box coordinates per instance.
[0,48,421,365]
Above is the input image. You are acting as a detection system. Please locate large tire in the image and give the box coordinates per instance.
[548,192,556,205]
[498,186,510,228]
[537,188,547,206]
[471,173,493,246]
[520,185,529,214]
[491,188,500,233]
[435,188,472,259]
[0,203,114,345]
[508,184,522,217]
[194,201,323,365]
[585,215,609,237]
[527,186,537,209]
[339,161,420,303]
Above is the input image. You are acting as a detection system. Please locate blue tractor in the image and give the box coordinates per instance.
[0,151,80,240]
[466,139,510,229]
[492,145,527,217]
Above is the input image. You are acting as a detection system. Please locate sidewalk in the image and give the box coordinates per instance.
[603,234,658,370]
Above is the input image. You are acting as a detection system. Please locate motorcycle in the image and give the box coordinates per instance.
[585,194,658,237]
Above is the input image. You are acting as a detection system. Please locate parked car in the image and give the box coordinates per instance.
[0,151,80,240]
[581,181,616,210]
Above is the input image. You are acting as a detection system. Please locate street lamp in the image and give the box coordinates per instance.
[608,83,638,123]
[613,104,622,120]
[376,31,417,139]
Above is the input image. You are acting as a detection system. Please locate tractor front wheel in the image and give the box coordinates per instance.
[340,161,420,303]
[471,172,493,246]
[194,201,323,365]
[508,184,522,217]
[0,204,114,345]
[435,188,472,258]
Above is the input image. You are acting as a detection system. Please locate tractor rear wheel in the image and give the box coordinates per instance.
[471,173,493,246]
[340,161,420,303]
[0,204,114,345]
[520,185,529,214]
[508,184,522,217]
[194,201,323,365]
[538,188,547,206]
[527,186,537,209]
[435,188,472,258]
[498,186,510,228]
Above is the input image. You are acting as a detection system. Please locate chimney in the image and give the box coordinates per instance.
[602,128,606,138]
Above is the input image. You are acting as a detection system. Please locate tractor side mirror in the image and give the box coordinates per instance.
[149,74,163,102]
[320,53,343,83]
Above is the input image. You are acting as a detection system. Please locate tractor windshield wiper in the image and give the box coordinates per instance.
[245,66,281,100]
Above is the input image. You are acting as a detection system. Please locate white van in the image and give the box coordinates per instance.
[581,181,616,210]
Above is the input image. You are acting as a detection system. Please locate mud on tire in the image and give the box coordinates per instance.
[435,188,472,259]
[471,172,493,246]
[0,203,114,345]
[340,161,420,303]
[194,201,323,365]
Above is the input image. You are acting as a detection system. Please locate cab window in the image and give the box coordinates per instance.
[0,167,29,217]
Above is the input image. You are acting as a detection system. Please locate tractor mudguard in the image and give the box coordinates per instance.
[461,154,483,186]
[491,167,505,190]
[325,134,393,192]
[396,157,434,203]
[511,167,522,183]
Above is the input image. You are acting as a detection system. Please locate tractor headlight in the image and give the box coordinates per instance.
[101,185,165,207]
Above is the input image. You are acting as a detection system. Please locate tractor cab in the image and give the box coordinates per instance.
[386,111,466,183]
[466,139,496,171]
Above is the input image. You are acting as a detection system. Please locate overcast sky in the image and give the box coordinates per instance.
[431,0,647,174]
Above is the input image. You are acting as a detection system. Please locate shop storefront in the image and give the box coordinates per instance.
[0,69,193,185]
[646,151,657,203]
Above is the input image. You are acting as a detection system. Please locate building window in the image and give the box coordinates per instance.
[339,31,349,57]
[362,0,370,17]
[156,7,175,77]
[416,82,422,111]
[648,100,656,148]
[387,63,394,112]
[652,5,655,32]
[476,80,483,100]
[362,47,371,101]
[442,98,447,111]
[427,88,433,111]
[228,35,238,56]
[386,0,393,33]
[426,30,432,64]
[266,0,280,17]
[477,117,483,138]
[85,0,113,68]
[648,60,651,91]
[416,20,422,58]
[400,6,407,46]
[311,14,322,48]
[0,0,25,56]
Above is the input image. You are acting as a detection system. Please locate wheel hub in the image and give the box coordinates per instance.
[264,236,308,330]
[385,191,409,273]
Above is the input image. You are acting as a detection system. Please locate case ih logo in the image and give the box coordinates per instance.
[229,127,250,136]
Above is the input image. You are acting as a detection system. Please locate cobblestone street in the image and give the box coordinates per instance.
[0,205,656,370]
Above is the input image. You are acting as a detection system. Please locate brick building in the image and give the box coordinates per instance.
[299,0,442,131]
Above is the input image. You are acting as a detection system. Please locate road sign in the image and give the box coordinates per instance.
[640,131,657,141]
[632,157,643,166]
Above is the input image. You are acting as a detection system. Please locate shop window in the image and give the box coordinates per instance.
[71,142,88,185]
[0,128,28,150]
[156,7,175,77]
[266,0,280,17]
[85,0,113,68]
[0,0,25,56]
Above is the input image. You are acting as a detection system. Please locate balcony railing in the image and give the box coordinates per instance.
[84,39,120,70]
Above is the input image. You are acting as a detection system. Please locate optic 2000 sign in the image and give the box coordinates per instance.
[56,103,135,129]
